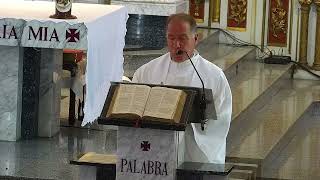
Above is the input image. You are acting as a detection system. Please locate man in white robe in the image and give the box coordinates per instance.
[132,13,232,164]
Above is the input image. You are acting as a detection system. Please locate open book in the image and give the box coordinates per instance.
[106,84,187,123]
[78,152,117,164]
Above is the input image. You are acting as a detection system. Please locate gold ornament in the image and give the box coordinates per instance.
[229,0,247,26]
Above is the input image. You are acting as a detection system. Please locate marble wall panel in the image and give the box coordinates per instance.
[0,46,23,141]
[125,15,167,49]
[111,0,187,16]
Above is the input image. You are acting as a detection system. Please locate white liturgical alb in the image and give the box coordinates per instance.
[165,53,197,86]
[132,52,232,164]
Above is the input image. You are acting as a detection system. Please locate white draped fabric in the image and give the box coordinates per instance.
[132,52,232,163]
[82,5,128,126]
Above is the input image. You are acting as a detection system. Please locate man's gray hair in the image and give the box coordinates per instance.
[166,13,197,34]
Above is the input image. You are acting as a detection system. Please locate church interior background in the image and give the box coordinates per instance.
[0,0,319,179]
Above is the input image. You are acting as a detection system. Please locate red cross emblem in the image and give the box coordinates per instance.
[141,141,151,151]
[66,28,80,42]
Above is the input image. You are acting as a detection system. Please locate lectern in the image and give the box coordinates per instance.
[97,82,232,180]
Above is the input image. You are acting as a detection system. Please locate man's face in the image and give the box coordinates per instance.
[166,20,198,62]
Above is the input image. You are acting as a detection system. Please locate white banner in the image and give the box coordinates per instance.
[0,18,87,50]
[0,18,24,46]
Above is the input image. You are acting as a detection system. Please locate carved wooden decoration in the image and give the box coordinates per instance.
[227,0,247,31]
[189,0,205,23]
[267,0,289,46]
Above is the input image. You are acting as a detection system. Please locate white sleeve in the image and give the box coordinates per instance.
[213,71,232,126]
[132,68,142,83]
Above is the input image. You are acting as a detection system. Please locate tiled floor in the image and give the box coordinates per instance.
[0,127,116,180]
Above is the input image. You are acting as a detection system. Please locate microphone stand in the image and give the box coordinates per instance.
[183,51,207,131]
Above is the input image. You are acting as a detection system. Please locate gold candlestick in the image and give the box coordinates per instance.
[50,0,77,19]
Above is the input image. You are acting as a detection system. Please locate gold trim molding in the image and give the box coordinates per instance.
[226,27,246,32]
[262,0,267,51]
[298,0,312,5]
[288,0,293,53]
[312,0,320,70]
[298,0,312,66]
[211,0,221,23]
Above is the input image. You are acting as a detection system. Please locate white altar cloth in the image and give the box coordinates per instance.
[0,1,128,126]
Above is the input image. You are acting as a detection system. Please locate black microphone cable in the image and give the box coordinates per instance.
[200,27,320,79]
[177,50,207,130]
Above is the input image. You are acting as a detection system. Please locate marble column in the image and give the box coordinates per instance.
[313,1,320,70]
[38,49,63,137]
[0,46,23,141]
[298,0,312,66]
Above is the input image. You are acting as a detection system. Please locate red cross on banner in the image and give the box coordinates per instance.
[66,28,80,42]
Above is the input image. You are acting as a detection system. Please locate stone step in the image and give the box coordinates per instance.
[209,46,256,80]
[228,162,258,180]
[229,169,255,180]
[227,59,292,152]
[229,58,292,119]
[227,80,320,171]
[260,101,320,180]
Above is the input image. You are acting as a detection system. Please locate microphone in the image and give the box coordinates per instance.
[176,50,207,130]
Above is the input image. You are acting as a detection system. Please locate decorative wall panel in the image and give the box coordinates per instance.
[267,0,289,46]
[227,0,248,31]
[189,0,205,23]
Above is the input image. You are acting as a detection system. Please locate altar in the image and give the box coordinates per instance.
[0,1,128,141]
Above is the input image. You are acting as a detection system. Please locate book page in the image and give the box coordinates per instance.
[111,84,151,117]
[143,87,182,121]
[78,152,117,164]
